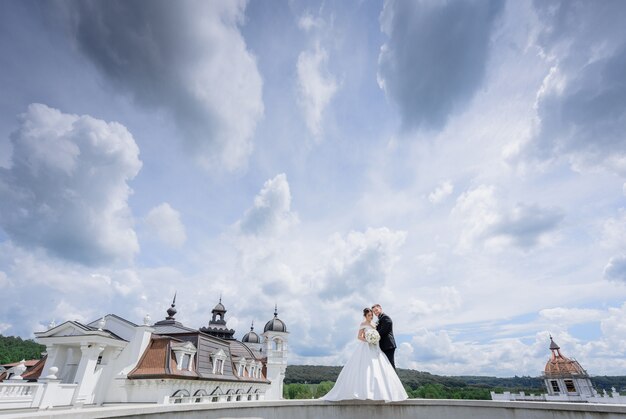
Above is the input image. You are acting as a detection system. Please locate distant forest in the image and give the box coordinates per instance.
[0,335,45,365]
[285,365,626,398]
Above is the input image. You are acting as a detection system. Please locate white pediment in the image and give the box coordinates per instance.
[36,321,91,338]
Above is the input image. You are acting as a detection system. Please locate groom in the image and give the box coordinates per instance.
[372,304,396,369]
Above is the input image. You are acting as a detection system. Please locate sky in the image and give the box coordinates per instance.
[1,0,626,378]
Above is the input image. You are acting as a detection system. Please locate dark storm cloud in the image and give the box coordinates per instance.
[61,0,263,171]
[529,0,626,175]
[378,0,504,131]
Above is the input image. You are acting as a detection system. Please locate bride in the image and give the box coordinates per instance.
[321,308,408,401]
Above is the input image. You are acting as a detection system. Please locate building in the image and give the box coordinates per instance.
[491,336,626,404]
[0,298,289,410]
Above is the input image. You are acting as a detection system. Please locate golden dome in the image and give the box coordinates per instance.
[543,336,587,377]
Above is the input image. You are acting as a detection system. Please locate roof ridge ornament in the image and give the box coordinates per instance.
[166,292,177,320]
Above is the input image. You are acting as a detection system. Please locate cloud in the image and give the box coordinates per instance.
[604,255,626,283]
[453,185,563,251]
[316,227,407,301]
[378,0,504,130]
[601,209,626,250]
[428,180,454,204]
[239,174,298,236]
[521,0,626,176]
[409,286,462,318]
[64,0,263,172]
[539,307,605,326]
[0,104,141,265]
[490,203,564,248]
[144,203,187,248]
[296,15,338,138]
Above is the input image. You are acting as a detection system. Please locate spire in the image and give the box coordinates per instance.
[549,335,560,350]
[166,292,177,320]
[250,321,255,331]
[274,304,278,317]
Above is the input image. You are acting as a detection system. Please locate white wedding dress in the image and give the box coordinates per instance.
[321,323,408,402]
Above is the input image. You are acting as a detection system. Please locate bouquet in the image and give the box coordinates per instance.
[365,328,380,345]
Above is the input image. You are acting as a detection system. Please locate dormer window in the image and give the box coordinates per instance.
[236,357,248,377]
[181,354,191,370]
[171,341,196,371]
[211,349,227,375]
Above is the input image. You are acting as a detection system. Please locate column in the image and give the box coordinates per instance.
[73,344,105,404]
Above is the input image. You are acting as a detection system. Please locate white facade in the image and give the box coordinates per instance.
[262,329,288,400]
[1,307,288,411]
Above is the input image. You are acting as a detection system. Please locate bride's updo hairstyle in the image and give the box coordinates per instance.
[363,307,372,318]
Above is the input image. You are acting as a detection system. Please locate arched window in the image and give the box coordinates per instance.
[273,337,283,351]
[193,389,208,403]
[171,389,190,404]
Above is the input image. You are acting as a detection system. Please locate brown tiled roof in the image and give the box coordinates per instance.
[1,360,40,368]
[128,336,198,379]
[22,356,46,381]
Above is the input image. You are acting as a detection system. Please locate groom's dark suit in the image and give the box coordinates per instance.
[376,312,396,369]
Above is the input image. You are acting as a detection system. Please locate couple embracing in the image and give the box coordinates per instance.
[322,304,408,402]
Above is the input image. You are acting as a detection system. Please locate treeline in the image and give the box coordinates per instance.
[0,335,45,365]
[285,365,545,389]
[285,365,626,398]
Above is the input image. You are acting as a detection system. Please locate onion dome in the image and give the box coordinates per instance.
[544,336,587,377]
[213,295,226,313]
[242,322,260,344]
[264,305,287,333]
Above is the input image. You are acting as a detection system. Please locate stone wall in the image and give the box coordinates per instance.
[1,399,626,419]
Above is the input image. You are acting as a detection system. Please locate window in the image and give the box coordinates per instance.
[97,355,103,365]
[564,380,576,393]
[182,354,191,370]
[551,380,560,393]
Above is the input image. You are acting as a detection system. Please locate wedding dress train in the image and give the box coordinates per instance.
[321,324,408,402]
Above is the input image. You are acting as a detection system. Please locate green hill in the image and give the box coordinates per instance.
[285,365,626,392]
[0,335,45,365]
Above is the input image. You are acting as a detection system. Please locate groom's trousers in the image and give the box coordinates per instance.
[383,348,396,369]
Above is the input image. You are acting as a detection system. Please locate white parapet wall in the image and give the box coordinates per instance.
[0,381,77,411]
[0,399,626,419]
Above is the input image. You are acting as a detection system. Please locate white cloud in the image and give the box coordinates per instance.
[539,307,605,326]
[428,180,454,204]
[378,0,504,130]
[298,13,324,32]
[144,203,187,248]
[604,255,626,283]
[64,0,263,172]
[297,43,338,138]
[315,227,407,302]
[0,323,11,334]
[239,174,298,236]
[453,185,563,251]
[601,209,626,250]
[409,287,462,318]
[0,104,141,265]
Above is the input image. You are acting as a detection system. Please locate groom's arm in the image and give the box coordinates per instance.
[378,315,392,336]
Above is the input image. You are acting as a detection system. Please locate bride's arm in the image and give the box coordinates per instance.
[357,327,366,342]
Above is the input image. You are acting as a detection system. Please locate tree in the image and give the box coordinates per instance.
[0,335,45,364]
